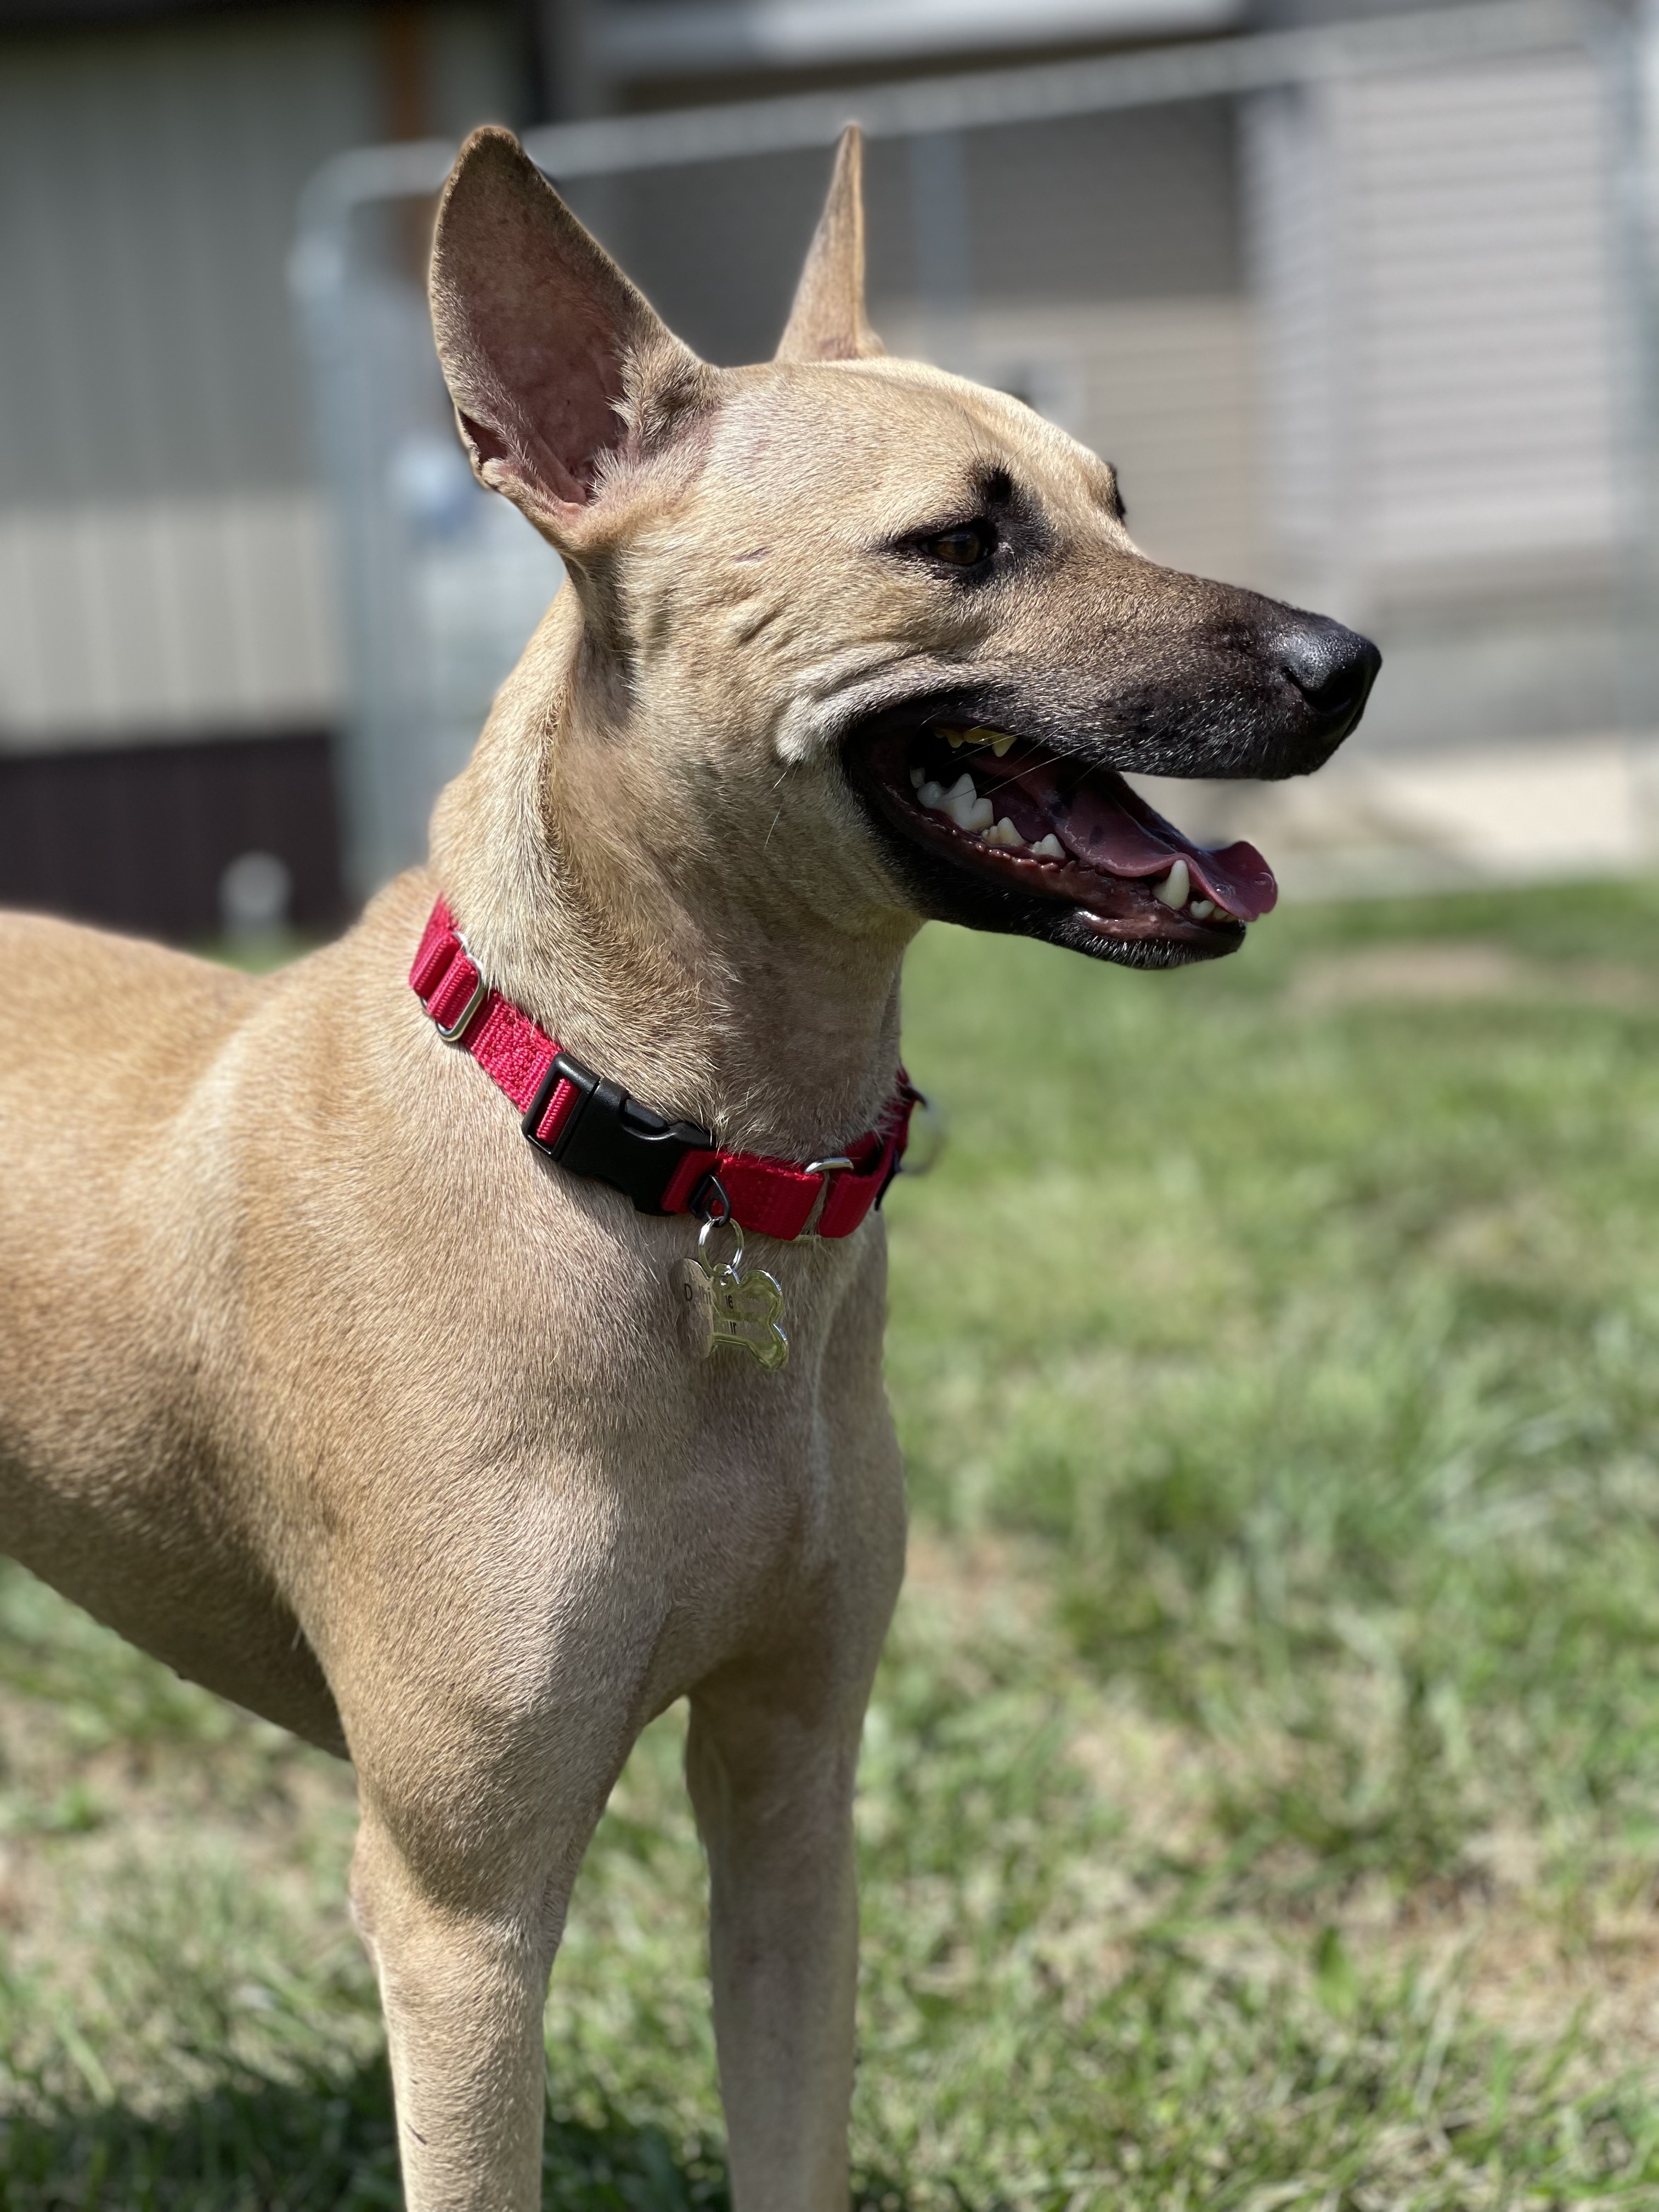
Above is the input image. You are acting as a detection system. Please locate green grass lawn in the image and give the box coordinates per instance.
[11,881,1659,2207]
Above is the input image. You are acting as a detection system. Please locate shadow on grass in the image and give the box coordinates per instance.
[0,2056,736,2212]
[0,2061,921,2212]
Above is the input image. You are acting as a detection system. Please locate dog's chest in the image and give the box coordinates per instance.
[486,1226,894,1688]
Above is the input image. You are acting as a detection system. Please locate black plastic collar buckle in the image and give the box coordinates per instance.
[521,1050,715,1216]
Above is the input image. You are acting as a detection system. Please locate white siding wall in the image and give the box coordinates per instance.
[877,298,1263,588]
[0,7,516,752]
[0,493,340,743]
[1245,48,1626,601]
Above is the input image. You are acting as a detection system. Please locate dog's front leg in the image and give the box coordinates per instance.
[349,1804,575,2212]
[686,1655,879,2212]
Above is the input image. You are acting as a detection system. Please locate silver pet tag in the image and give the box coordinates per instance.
[708,1260,788,1371]
[670,1204,789,1373]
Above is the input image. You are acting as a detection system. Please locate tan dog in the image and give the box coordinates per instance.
[0,127,1376,2210]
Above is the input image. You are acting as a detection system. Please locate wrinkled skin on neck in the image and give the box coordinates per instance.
[430,567,917,1162]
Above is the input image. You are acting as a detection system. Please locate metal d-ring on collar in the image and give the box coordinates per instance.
[433,935,489,1043]
[799,1154,856,1238]
[694,1173,746,1277]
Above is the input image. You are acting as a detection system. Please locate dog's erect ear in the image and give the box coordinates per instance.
[775,126,884,364]
[430,127,704,541]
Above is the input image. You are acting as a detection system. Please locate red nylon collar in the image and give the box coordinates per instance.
[410,900,916,1240]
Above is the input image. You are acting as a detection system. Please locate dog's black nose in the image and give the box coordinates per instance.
[1276,616,1381,729]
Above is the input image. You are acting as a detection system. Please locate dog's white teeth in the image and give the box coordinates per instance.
[922,771,986,828]
[1031,832,1066,860]
[1189,897,1216,919]
[941,774,992,833]
[983,816,1025,848]
[948,791,996,833]
[987,731,1015,758]
[1153,858,1191,910]
[910,765,926,790]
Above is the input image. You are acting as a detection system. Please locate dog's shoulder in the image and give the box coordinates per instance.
[0,907,264,1113]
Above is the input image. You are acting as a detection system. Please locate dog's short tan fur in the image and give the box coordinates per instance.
[0,129,1373,2209]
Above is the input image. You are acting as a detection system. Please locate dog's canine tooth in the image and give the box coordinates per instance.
[1153,859,1191,910]
[1031,832,1066,860]
[1189,898,1216,919]
[983,816,1025,848]
[939,773,977,827]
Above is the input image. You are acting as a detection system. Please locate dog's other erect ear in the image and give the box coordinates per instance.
[430,126,706,544]
[775,126,884,364]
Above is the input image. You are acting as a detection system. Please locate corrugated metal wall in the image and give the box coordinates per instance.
[0,493,338,740]
[1243,40,1634,747]
[1246,46,1626,596]
[0,4,518,754]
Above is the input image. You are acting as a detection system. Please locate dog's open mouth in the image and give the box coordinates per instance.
[849,721,1277,958]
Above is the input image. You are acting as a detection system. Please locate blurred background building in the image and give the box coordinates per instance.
[1,0,1654,935]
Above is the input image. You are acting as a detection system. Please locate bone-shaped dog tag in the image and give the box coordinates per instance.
[670,1256,788,1372]
[709,1262,789,1372]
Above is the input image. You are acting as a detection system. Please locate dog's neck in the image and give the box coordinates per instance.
[429,595,915,1158]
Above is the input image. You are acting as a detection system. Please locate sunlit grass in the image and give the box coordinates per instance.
[892,890,1659,1901]
[10,880,1659,2206]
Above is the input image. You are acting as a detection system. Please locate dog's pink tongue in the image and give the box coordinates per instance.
[1056,774,1278,922]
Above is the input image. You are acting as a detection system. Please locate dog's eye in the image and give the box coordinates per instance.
[926,522,996,569]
